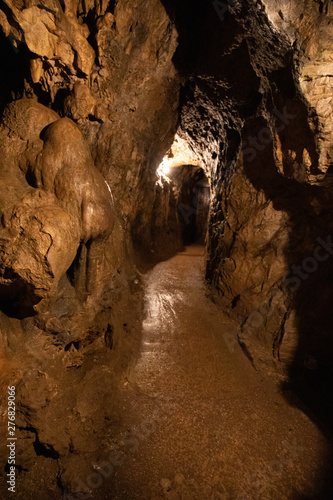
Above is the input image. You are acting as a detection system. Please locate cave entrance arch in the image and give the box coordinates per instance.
[154,134,211,258]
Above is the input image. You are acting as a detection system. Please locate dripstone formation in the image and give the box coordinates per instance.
[0,0,332,498]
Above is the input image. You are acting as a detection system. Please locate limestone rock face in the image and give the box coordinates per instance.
[0,0,333,497]
[0,0,331,388]
[0,99,114,317]
[2,0,95,79]
[263,0,333,173]
[0,0,180,255]
[171,0,333,376]
[0,2,181,494]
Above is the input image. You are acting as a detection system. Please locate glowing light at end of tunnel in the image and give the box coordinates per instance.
[161,164,171,176]
[156,133,204,186]
[156,158,173,185]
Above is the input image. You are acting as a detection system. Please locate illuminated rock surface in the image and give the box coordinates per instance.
[0,0,332,498]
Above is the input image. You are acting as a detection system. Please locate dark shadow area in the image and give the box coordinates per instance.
[176,166,210,246]
[0,269,39,319]
[53,87,72,116]
[160,0,333,495]
[160,0,213,74]
[241,113,333,498]
[0,29,27,115]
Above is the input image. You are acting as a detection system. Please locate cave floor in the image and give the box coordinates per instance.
[95,246,332,500]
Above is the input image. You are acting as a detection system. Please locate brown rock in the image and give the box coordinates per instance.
[0,99,115,316]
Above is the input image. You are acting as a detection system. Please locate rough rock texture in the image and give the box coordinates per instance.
[0,1,182,498]
[171,0,333,384]
[0,99,115,318]
[265,0,333,173]
[1,0,181,253]
[0,0,183,333]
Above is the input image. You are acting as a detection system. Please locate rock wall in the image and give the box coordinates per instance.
[0,1,182,497]
[168,0,333,379]
[0,99,115,315]
[0,0,181,251]
[0,0,183,319]
[0,0,333,496]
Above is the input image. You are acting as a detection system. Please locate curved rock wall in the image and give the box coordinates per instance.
[174,0,333,379]
[1,0,181,252]
[0,0,332,496]
[0,0,182,332]
[0,0,331,402]
[0,99,115,317]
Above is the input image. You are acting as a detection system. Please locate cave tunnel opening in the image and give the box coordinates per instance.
[150,139,211,263]
[176,166,210,247]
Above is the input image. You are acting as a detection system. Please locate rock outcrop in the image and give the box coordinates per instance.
[171,0,333,381]
[0,99,114,317]
[0,0,332,498]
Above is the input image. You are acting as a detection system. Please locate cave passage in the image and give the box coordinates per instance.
[180,172,210,246]
[0,0,333,498]
[94,247,330,499]
[150,161,211,261]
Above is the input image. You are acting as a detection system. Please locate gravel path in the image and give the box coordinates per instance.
[99,246,332,499]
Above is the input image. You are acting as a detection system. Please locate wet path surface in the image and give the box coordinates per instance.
[101,246,331,499]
